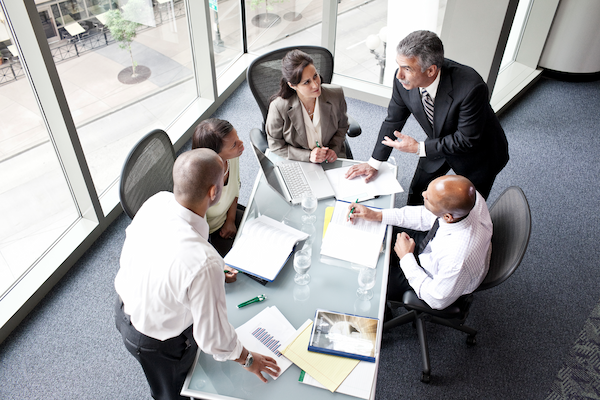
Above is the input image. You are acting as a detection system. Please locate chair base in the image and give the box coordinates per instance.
[384,305,478,383]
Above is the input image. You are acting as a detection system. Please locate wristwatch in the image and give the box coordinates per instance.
[243,351,254,368]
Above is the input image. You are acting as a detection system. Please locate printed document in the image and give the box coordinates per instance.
[235,306,296,379]
[320,201,386,268]
[224,215,308,281]
[325,162,403,202]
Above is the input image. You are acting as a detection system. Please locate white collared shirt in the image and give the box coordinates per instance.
[302,96,322,149]
[115,192,243,361]
[381,191,492,309]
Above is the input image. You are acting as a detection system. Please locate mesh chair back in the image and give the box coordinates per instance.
[477,186,531,292]
[247,46,335,123]
[119,129,175,219]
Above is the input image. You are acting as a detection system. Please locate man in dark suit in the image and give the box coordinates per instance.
[346,30,509,205]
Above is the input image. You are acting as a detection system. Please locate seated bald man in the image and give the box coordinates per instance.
[348,175,492,311]
[115,148,280,400]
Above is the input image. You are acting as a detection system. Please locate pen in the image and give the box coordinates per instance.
[316,141,328,163]
[348,198,359,220]
[237,294,267,308]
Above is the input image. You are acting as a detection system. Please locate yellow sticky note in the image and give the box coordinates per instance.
[281,320,359,392]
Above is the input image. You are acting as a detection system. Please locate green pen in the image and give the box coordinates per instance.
[315,141,328,163]
[237,294,267,308]
[348,198,359,220]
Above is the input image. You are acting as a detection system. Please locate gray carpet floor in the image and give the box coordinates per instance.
[1,76,600,399]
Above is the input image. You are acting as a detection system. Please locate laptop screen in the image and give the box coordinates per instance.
[250,142,289,202]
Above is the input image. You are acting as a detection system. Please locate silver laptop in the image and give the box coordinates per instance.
[251,142,335,204]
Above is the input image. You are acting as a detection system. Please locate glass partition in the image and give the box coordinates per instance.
[210,0,244,78]
[45,0,197,199]
[0,39,80,299]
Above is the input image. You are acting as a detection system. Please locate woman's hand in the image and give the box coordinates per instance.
[325,148,337,163]
[309,146,328,163]
[219,219,237,239]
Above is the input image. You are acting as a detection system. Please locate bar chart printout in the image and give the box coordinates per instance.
[235,306,297,378]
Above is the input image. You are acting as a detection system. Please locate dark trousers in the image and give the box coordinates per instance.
[209,204,245,257]
[406,160,496,205]
[114,298,198,400]
[386,227,428,302]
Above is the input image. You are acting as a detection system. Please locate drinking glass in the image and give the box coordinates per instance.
[357,267,376,300]
[301,223,315,254]
[301,192,318,224]
[293,249,312,285]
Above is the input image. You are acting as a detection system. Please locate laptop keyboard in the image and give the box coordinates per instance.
[278,162,313,201]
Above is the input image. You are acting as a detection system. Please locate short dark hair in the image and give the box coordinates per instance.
[271,49,315,102]
[192,118,234,154]
[397,30,444,72]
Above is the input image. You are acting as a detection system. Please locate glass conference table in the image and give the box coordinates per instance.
[182,156,396,400]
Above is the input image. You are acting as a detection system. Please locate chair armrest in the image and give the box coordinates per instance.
[249,128,269,153]
[402,290,432,312]
[347,114,361,138]
[403,290,471,319]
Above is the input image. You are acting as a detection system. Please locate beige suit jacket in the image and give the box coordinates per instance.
[265,84,349,162]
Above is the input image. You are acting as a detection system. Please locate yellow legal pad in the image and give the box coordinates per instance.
[281,320,359,392]
[322,206,334,238]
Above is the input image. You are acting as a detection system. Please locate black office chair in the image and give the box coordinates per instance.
[119,129,175,219]
[246,45,361,159]
[384,186,532,383]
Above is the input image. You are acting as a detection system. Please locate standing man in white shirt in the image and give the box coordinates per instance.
[348,175,492,311]
[115,148,280,400]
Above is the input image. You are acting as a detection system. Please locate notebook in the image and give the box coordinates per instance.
[251,142,335,205]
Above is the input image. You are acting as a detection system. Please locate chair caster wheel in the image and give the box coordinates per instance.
[421,372,430,383]
[466,335,476,345]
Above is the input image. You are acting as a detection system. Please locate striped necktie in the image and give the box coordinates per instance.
[421,89,434,126]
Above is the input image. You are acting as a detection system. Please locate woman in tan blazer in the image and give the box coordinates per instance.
[265,49,349,163]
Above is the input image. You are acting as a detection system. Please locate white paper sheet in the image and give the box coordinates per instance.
[325,162,403,202]
[235,306,297,379]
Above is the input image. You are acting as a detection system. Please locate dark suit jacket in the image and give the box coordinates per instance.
[373,59,509,182]
[266,84,349,162]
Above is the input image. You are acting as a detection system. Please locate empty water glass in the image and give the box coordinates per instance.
[357,267,376,300]
[301,192,318,224]
[293,249,311,285]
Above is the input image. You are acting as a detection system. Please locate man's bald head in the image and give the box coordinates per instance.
[173,148,223,211]
[423,175,476,222]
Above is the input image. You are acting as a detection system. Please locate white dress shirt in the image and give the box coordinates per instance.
[382,191,492,309]
[115,192,243,361]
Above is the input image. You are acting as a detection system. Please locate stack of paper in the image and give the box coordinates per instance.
[235,306,297,378]
[325,162,403,202]
[320,201,387,268]
[225,215,308,281]
[280,320,359,392]
[298,362,376,400]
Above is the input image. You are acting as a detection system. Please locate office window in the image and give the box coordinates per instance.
[0,46,80,298]
[44,0,197,203]
[245,0,323,53]
[499,0,533,71]
[335,0,447,87]
[209,0,244,78]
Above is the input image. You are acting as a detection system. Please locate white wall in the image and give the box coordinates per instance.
[539,0,600,74]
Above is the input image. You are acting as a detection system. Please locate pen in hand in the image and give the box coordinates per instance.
[316,141,328,163]
[347,198,359,221]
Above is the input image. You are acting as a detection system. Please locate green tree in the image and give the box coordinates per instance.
[105,4,141,76]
